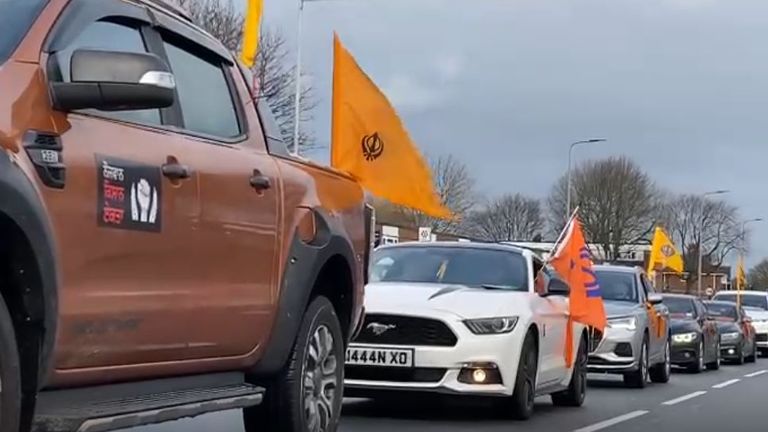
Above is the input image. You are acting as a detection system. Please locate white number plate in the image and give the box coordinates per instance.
[345,346,414,368]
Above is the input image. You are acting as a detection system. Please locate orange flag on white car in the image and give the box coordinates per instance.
[550,212,607,367]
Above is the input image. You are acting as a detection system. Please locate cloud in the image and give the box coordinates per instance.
[382,74,445,112]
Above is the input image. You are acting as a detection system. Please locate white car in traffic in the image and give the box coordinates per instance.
[713,291,768,355]
[344,242,589,420]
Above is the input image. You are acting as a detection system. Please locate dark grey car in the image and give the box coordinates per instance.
[587,265,671,388]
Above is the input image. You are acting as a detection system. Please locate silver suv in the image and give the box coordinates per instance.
[587,265,671,388]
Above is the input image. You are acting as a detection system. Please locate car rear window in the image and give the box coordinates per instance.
[713,293,768,310]
[0,0,48,64]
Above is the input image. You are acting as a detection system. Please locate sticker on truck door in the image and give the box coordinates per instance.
[96,154,162,233]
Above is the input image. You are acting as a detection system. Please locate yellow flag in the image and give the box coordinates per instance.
[737,256,747,290]
[239,0,264,68]
[330,33,451,219]
[647,226,684,275]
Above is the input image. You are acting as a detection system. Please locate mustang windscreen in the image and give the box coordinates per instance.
[370,246,528,291]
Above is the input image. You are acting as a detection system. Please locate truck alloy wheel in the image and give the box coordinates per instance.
[303,324,339,432]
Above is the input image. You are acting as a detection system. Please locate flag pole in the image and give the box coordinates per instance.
[291,0,305,156]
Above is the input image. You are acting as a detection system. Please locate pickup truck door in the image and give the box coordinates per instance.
[42,19,210,369]
[157,38,281,357]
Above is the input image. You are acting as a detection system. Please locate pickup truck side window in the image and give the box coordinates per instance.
[161,38,242,139]
[55,20,162,126]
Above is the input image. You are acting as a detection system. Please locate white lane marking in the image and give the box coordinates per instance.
[573,410,649,432]
[661,390,707,406]
[745,370,768,378]
[712,378,740,389]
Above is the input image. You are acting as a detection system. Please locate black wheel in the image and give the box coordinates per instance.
[687,340,705,373]
[243,296,344,432]
[650,338,671,383]
[509,331,538,420]
[624,336,648,388]
[552,335,587,407]
[735,343,746,365]
[706,341,721,370]
[746,341,757,363]
[760,348,768,358]
[0,294,21,432]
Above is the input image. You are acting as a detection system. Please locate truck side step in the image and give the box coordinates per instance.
[33,372,264,432]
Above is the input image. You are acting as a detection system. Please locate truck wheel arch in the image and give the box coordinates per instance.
[0,157,59,428]
[250,210,357,376]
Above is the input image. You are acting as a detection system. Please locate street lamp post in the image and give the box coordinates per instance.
[741,218,763,253]
[697,189,730,298]
[566,138,607,220]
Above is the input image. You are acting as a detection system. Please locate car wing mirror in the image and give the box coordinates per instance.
[647,293,663,306]
[50,49,176,112]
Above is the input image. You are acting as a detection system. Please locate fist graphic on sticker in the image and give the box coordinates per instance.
[131,178,159,224]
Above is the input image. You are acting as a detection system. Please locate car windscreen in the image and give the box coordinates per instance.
[0,0,48,64]
[594,270,638,303]
[369,246,528,291]
[713,293,768,310]
[705,303,738,321]
[664,297,696,318]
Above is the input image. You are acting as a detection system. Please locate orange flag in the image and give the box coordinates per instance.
[330,33,451,219]
[550,215,607,367]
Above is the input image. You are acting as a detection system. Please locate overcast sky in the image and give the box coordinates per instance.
[261,0,768,267]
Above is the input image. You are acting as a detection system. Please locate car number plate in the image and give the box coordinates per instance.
[345,346,414,368]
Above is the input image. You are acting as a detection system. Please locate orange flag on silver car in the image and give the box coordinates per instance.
[550,212,606,367]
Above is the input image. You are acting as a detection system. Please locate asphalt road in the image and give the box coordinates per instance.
[123,359,768,432]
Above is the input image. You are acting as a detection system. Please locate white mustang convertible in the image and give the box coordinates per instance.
[344,242,588,420]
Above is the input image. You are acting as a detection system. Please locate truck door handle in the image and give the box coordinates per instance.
[162,163,191,180]
[250,171,271,191]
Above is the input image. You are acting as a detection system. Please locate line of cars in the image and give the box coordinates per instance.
[342,241,768,421]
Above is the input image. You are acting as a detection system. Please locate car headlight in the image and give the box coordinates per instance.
[464,317,519,335]
[607,316,637,330]
[672,332,697,343]
[721,332,741,342]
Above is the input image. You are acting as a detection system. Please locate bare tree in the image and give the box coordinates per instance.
[547,156,661,260]
[387,154,476,233]
[468,194,544,242]
[662,194,741,292]
[174,0,317,149]
[748,259,768,290]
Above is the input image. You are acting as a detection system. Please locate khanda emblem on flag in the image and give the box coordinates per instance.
[361,133,384,161]
[661,244,675,258]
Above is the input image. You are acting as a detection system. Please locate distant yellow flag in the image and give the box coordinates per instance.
[737,256,747,290]
[648,226,684,275]
[330,33,451,219]
[239,0,264,68]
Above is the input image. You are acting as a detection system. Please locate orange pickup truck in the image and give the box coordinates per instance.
[0,1,372,431]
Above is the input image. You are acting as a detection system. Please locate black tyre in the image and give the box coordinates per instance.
[759,348,768,358]
[735,343,745,365]
[552,335,587,407]
[650,338,671,383]
[0,294,21,432]
[509,331,538,420]
[746,341,757,363]
[243,296,344,432]
[706,341,721,371]
[687,340,705,374]
[624,335,649,388]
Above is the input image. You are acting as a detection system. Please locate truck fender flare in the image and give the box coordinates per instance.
[0,154,58,388]
[250,209,356,376]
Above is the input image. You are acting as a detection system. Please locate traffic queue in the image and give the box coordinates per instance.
[342,223,767,421]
